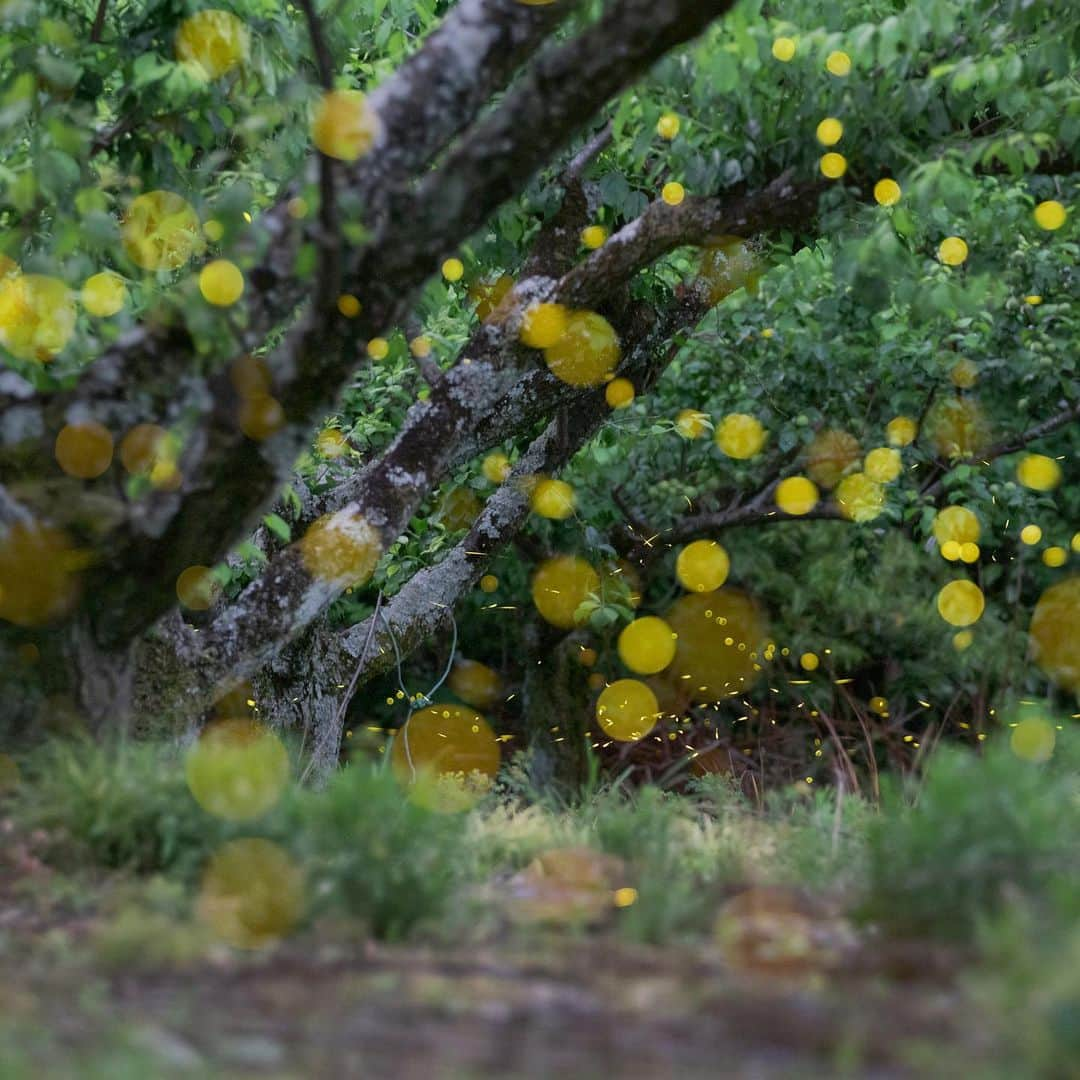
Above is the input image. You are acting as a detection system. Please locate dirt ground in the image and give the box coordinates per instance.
[0,833,975,1080]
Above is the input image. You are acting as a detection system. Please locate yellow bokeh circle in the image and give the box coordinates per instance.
[618,616,677,675]
[596,679,659,742]
[676,540,730,593]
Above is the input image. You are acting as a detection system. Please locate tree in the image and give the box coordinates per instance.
[1,0,1077,784]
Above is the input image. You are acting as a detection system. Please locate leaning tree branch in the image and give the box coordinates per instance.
[9,0,738,653]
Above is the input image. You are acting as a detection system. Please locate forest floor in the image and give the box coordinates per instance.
[2,819,977,1080]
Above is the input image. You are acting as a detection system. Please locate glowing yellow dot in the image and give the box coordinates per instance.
[596,678,659,742]
[676,541,730,594]
[1033,200,1066,231]
[175,9,248,80]
[874,178,901,206]
[605,377,634,409]
[1024,295,1042,306]
[287,197,308,219]
[936,580,985,627]
[531,555,599,629]
[618,616,677,675]
[938,236,968,266]
[55,421,113,479]
[771,37,796,62]
[311,89,380,162]
[715,413,766,459]
[530,477,576,520]
[775,476,819,516]
[941,540,962,561]
[613,887,638,908]
[80,271,127,317]
[656,113,681,140]
[675,408,709,439]
[800,652,819,672]
[543,310,620,386]
[815,117,843,146]
[885,416,917,447]
[482,452,511,484]
[410,335,433,358]
[835,472,884,522]
[337,293,361,318]
[869,696,888,717]
[479,574,498,593]
[952,630,973,651]
[864,447,901,484]
[442,258,465,283]
[199,259,244,306]
[581,225,608,249]
[1020,524,1042,546]
[1042,546,1067,568]
[520,303,569,349]
[1010,716,1055,762]
[662,182,685,206]
[959,542,980,564]
[825,50,851,76]
[366,337,389,360]
[819,152,847,179]
[177,565,220,611]
[1016,453,1061,492]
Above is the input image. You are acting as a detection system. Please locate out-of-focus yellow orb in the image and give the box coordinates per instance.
[605,377,634,409]
[662,181,686,206]
[656,113,681,140]
[1033,200,1066,231]
[122,191,203,271]
[298,511,381,586]
[949,358,977,388]
[952,629,973,651]
[618,616,677,675]
[176,565,220,611]
[442,258,465,282]
[816,117,843,146]
[771,37,796,62]
[482,451,511,484]
[1028,577,1080,692]
[937,580,985,627]
[886,416,917,447]
[700,236,761,305]
[675,408,709,439]
[933,506,980,547]
[596,678,659,742]
[864,447,901,483]
[1020,524,1042,546]
[0,522,81,627]
[835,472,884,522]
[938,236,968,266]
[55,421,113,479]
[924,396,990,458]
[1016,453,1061,491]
[311,89,380,162]
[337,293,361,318]
[316,428,349,459]
[390,704,500,812]
[479,573,498,593]
[775,475,819,516]
[582,225,608,249]
[81,271,127,317]
[941,540,962,561]
[543,310,620,387]
[800,651,819,672]
[185,719,290,821]
[1042,546,1067,569]
[825,50,851,76]
[531,555,599,629]
[1010,715,1055,763]
[806,429,860,489]
[531,477,576,520]
[520,302,568,349]
[663,589,766,703]
[0,273,76,361]
[449,659,502,710]
[874,179,901,207]
[959,542,980,564]
[676,540,730,593]
[715,413,766,459]
[869,695,888,716]
[175,9,248,80]
[199,259,244,306]
[197,838,304,949]
[819,153,847,179]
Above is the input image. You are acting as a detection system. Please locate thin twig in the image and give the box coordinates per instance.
[90,0,108,43]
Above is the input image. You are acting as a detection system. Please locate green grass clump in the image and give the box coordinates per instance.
[11,738,224,880]
[863,734,1080,940]
[288,762,468,941]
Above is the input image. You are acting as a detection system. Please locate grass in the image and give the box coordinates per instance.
[3,729,1080,1073]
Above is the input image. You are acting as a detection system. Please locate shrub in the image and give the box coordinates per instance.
[862,735,1080,940]
[288,762,467,940]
